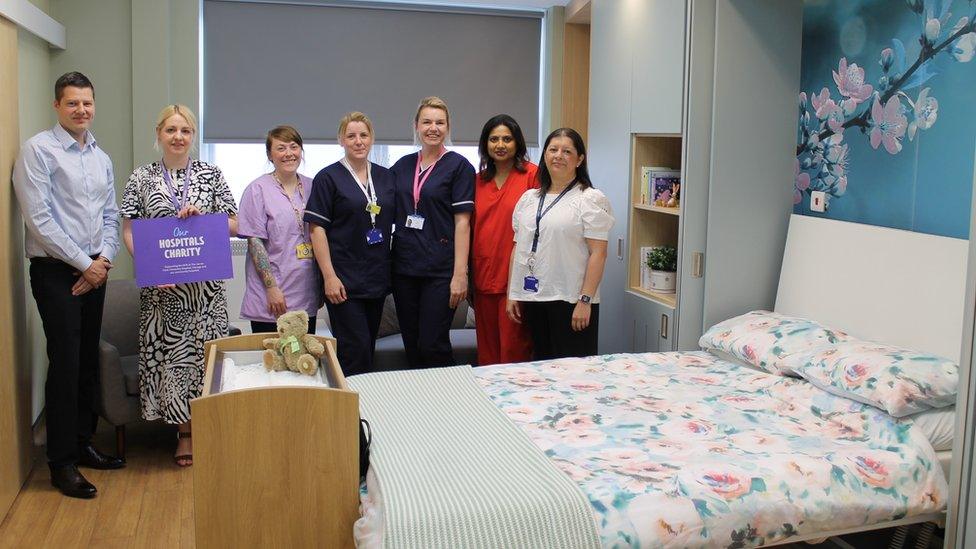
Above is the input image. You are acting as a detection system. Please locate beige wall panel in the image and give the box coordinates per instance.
[561,23,590,142]
[0,14,32,520]
[18,0,53,424]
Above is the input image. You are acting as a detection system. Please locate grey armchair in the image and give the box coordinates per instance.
[96,279,143,458]
[96,278,244,457]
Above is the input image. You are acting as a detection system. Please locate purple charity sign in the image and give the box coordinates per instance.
[132,213,234,287]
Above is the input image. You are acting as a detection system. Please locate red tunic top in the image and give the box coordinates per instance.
[472,162,539,294]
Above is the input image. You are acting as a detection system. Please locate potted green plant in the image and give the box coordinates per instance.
[646,246,677,293]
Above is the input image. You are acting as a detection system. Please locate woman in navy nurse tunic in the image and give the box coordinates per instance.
[390,96,475,368]
[305,112,394,377]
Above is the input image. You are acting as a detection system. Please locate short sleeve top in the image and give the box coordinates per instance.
[507,185,614,303]
[236,173,318,321]
[120,159,237,220]
[389,151,475,278]
[304,161,395,299]
[472,163,539,294]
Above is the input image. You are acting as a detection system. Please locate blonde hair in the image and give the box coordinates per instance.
[414,96,450,126]
[265,125,304,159]
[154,104,198,151]
[413,96,451,146]
[337,112,374,141]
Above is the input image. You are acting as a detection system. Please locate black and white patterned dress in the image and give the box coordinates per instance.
[120,160,238,424]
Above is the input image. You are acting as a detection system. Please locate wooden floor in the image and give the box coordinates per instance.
[0,420,193,549]
[0,420,940,549]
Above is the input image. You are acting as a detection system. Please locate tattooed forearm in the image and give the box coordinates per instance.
[248,237,276,288]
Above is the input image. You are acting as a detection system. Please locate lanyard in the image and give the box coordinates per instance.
[531,181,577,254]
[412,148,446,212]
[273,172,308,241]
[161,158,192,212]
[340,158,378,226]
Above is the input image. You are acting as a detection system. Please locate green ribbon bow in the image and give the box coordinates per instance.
[279,335,301,354]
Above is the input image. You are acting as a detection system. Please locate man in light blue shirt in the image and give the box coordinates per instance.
[13,71,125,499]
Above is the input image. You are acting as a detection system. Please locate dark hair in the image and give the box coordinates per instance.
[477,114,529,181]
[55,72,94,101]
[537,127,593,195]
[265,125,304,158]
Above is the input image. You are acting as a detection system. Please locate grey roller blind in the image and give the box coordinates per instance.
[203,0,542,145]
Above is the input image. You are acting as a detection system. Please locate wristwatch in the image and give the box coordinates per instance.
[578,294,592,304]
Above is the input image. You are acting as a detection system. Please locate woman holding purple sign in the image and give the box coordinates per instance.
[236,126,318,335]
[120,104,238,467]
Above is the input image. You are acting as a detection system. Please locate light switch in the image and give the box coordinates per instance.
[810,191,826,212]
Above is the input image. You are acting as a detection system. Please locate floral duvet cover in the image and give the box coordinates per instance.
[473,351,947,548]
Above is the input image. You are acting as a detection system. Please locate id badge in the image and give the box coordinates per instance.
[523,275,539,293]
[405,213,425,230]
[296,242,313,259]
[366,203,382,215]
[366,227,384,245]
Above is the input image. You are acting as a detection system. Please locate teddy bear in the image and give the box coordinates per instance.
[262,310,325,376]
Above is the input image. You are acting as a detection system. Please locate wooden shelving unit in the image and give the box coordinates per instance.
[628,134,682,309]
[628,286,677,308]
[633,203,680,216]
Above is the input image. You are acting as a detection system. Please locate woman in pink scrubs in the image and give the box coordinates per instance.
[237,126,319,333]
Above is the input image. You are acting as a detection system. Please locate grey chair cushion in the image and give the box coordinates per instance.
[121,355,140,396]
[372,328,478,372]
[373,294,474,339]
[377,294,399,338]
[101,279,142,357]
[450,328,479,367]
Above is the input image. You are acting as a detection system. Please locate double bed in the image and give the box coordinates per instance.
[193,214,969,547]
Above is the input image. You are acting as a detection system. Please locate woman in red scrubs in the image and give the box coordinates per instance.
[471,115,537,365]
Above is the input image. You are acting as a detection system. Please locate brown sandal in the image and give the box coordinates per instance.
[174,431,192,467]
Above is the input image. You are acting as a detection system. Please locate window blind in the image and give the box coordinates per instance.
[203,0,542,145]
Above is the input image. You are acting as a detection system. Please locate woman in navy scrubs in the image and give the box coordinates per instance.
[390,97,475,368]
[305,112,394,377]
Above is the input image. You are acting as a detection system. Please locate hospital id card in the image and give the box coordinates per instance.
[296,242,313,259]
[405,213,425,230]
[366,227,384,245]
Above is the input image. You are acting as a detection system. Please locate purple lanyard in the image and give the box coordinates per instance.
[161,159,192,212]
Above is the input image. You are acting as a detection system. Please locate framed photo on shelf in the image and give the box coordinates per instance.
[648,169,681,209]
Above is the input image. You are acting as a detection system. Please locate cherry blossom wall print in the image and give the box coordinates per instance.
[795,0,975,238]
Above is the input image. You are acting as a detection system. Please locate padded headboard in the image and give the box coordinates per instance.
[775,215,969,363]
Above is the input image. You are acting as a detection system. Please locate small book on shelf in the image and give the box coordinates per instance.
[639,246,654,290]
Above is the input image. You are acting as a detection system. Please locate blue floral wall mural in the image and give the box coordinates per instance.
[795,0,975,239]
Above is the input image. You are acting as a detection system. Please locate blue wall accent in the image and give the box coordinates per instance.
[795,0,975,239]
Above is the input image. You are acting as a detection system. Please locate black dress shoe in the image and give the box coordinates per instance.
[49,464,97,499]
[77,444,126,470]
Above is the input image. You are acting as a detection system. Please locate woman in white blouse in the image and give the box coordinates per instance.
[505,128,614,359]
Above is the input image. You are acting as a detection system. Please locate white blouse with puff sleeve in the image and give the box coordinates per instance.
[507,185,615,304]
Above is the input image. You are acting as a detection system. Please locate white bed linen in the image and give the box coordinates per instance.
[910,407,956,451]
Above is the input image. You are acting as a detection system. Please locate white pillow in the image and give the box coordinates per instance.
[908,406,955,452]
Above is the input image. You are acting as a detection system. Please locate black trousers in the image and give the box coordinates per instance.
[522,300,600,360]
[250,317,317,335]
[29,259,106,467]
[392,274,455,369]
[324,297,385,377]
